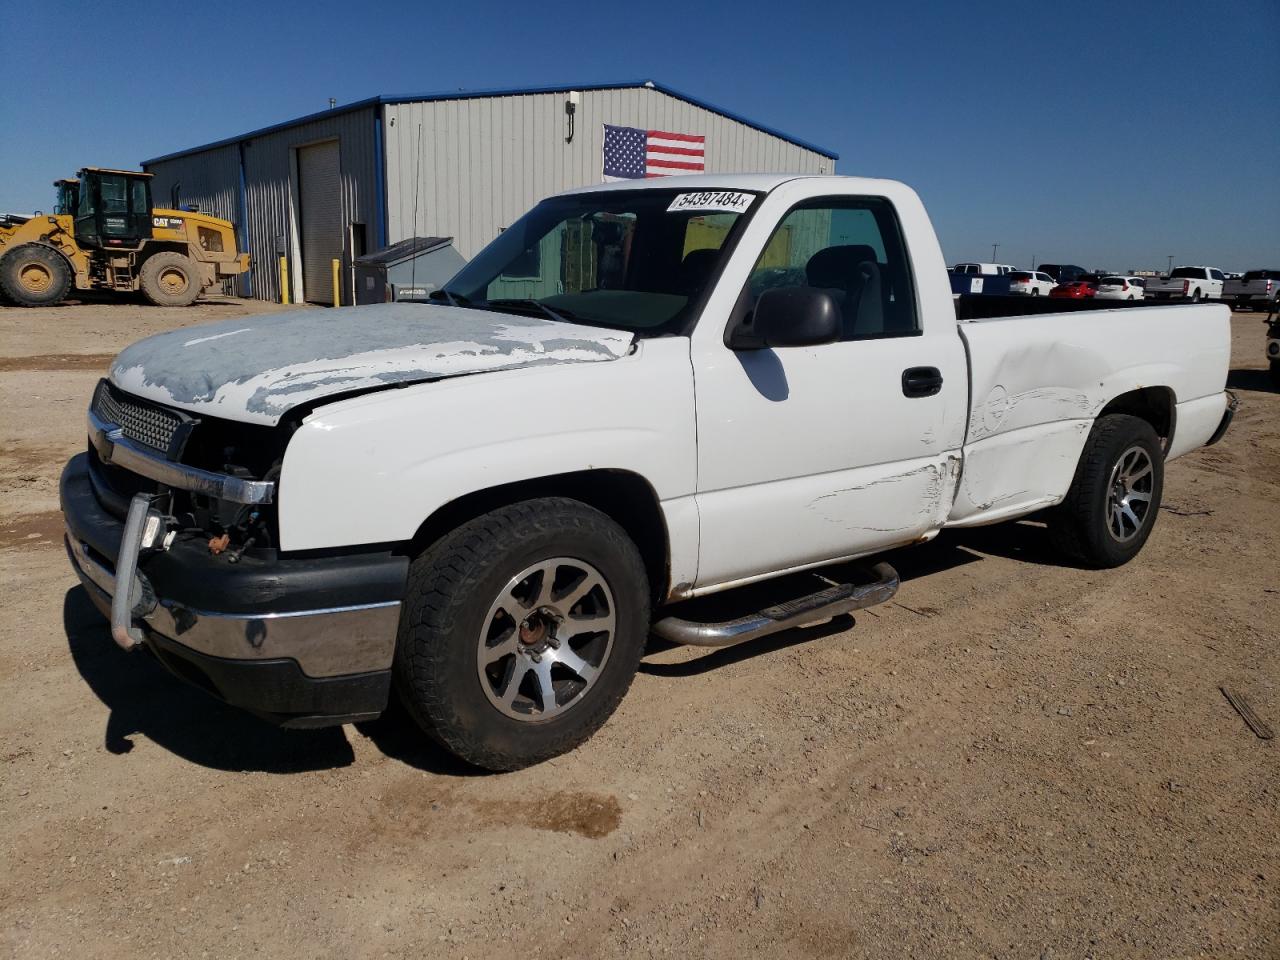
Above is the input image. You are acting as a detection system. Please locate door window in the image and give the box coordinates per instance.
[743,197,919,339]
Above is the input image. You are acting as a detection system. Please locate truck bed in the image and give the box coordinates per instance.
[954,294,1173,321]
[947,300,1231,527]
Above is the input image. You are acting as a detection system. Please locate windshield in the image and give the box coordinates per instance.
[444,189,758,335]
[1169,267,1202,279]
[1243,270,1278,280]
[1009,271,1033,280]
[1100,277,1125,285]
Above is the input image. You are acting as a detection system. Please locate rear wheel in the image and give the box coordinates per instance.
[139,251,201,306]
[1189,289,1202,302]
[0,244,72,306]
[1049,414,1164,568]
[1031,288,1041,296]
[394,498,650,771]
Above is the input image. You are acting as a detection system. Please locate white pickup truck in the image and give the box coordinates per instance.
[1145,266,1226,302]
[61,174,1236,770]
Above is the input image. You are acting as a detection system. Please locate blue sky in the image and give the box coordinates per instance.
[2,0,1276,271]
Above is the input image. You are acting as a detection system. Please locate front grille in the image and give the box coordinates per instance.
[92,379,189,457]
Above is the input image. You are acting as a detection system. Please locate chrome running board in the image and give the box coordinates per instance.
[651,562,900,648]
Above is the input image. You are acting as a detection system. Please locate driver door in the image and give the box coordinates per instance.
[691,193,967,590]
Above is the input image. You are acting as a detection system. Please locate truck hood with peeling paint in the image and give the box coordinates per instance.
[108,302,636,426]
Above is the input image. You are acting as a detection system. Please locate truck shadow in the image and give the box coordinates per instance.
[1226,368,1276,394]
[63,586,487,776]
[63,586,355,773]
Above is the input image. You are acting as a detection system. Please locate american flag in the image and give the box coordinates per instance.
[603,124,705,180]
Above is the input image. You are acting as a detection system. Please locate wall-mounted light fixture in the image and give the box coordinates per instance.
[565,91,580,144]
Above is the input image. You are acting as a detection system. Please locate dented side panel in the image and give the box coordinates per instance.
[950,303,1231,524]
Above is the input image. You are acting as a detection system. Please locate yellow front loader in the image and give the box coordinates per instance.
[0,168,249,307]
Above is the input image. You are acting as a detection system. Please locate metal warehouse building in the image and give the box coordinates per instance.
[141,80,837,304]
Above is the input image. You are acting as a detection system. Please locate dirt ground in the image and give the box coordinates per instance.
[1,297,1276,960]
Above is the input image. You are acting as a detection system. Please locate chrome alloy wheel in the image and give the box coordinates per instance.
[1106,445,1154,543]
[476,557,616,721]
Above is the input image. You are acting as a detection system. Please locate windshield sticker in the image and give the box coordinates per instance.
[666,191,754,215]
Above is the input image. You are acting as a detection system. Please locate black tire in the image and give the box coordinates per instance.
[139,251,201,306]
[393,497,650,771]
[1049,414,1164,568]
[1270,360,1280,389]
[0,244,72,306]
[1032,288,1041,296]
[1189,289,1202,303]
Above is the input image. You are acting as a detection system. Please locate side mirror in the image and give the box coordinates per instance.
[729,287,842,350]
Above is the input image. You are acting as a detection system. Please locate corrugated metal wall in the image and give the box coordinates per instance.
[145,106,379,302]
[145,88,832,301]
[384,87,833,257]
[143,145,243,294]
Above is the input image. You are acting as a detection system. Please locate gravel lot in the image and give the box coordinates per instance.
[1,297,1276,959]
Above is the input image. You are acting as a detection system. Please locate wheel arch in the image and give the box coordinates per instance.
[405,469,671,605]
[139,241,205,265]
[1097,386,1176,452]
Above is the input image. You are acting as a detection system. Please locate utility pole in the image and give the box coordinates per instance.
[991,243,1000,262]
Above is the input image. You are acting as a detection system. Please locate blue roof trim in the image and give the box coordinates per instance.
[645,81,838,160]
[141,96,384,165]
[141,80,837,165]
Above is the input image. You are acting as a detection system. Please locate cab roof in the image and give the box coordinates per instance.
[78,167,154,178]
[563,173,900,196]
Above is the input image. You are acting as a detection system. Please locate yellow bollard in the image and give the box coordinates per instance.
[332,259,340,308]
[278,256,289,305]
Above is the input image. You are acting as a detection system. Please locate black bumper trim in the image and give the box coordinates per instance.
[146,631,391,728]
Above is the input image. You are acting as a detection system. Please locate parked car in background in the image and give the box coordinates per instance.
[1050,277,1098,299]
[1038,263,1088,284]
[1145,266,1225,302]
[1224,269,1280,311]
[1008,271,1056,296]
[952,262,1016,276]
[1095,276,1146,300]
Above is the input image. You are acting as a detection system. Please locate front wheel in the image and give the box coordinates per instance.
[1049,414,1164,568]
[0,244,72,306]
[394,498,650,771]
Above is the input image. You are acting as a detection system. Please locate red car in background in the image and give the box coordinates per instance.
[1050,276,1098,299]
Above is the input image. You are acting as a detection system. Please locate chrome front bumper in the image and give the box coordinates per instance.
[65,526,403,677]
[61,454,407,681]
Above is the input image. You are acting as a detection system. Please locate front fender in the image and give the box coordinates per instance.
[276,338,696,552]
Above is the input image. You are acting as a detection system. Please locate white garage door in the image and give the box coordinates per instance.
[298,140,342,304]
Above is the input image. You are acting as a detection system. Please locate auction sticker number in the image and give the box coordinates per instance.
[667,191,754,215]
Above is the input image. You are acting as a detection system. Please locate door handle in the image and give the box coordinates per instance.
[902,366,944,398]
